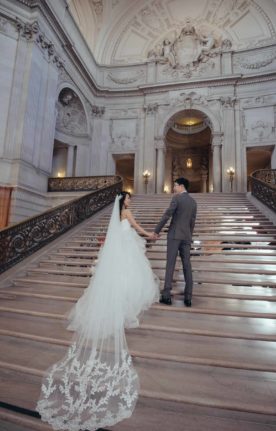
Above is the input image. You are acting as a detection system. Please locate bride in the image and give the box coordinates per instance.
[36,192,160,431]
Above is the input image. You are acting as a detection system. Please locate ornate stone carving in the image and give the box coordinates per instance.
[92,0,103,16]
[171,91,208,108]
[154,136,164,149]
[147,18,227,77]
[110,118,138,149]
[220,96,237,108]
[221,39,232,51]
[111,132,137,148]
[242,95,273,107]
[16,20,39,40]
[234,50,276,70]
[90,105,105,118]
[107,70,145,85]
[0,17,7,32]
[144,103,159,115]
[249,120,273,140]
[56,88,87,135]
[16,19,64,68]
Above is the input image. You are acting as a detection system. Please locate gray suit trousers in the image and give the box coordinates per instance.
[163,238,193,301]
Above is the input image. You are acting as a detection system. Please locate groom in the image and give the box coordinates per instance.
[152,177,197,306]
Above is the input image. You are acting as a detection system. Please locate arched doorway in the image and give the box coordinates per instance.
[164,109,212,193]
[51,87,88,177]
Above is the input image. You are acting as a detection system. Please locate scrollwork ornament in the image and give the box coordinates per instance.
[90,105,105,118]
[220,96,237,108]
[16,19,39,40]
[143,103,159,115]
[234,51,276,70]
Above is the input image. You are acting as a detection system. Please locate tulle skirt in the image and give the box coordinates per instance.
[36,218,159,431]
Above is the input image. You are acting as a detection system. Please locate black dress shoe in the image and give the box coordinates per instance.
[159,296,172,305]
[184,299,192,307]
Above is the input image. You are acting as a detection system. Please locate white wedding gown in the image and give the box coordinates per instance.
[36,196,160,431]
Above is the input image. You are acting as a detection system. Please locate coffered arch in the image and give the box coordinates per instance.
[69,0,276,65]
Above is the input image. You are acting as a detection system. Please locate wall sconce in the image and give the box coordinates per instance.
[227,167,235,192]
[164,184,169,193]
[57,172,65,178]
[143,170,151,194]
[186,158,192,168]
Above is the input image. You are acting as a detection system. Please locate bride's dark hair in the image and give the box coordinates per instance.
[118,191,131,214]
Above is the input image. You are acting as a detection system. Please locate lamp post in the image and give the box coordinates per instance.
[227,167,235,192]
[143,170,151,194]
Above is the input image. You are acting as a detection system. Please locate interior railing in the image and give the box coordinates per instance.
[0,175,122,274]
[250,169,276,213]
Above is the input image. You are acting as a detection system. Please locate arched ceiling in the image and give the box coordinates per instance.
[68,0,276,65]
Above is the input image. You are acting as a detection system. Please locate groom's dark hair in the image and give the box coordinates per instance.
[175,177,189,190]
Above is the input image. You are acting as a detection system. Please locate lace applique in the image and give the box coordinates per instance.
[37,343,139,431]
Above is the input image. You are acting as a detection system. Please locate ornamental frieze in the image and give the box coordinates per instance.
[234,50,276,70]
[16,19,64,68]
[107,70,145,85]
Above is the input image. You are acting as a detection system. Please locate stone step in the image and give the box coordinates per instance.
[1,354,276,416]
[2,324,276,373]
[2,290,276,319]
[12,273,275,295]
[2,308,276,342]
[37,260,276,275]
[49,252,276,264]
[111,397,276,431]
[2,279,276,305]
[0,408,52,431]
[23,267,276,287]
[65,234,276,246]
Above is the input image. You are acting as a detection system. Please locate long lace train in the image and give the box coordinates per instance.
[36,195,159,430]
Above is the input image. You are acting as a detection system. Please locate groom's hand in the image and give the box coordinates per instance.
[151,232,160,240]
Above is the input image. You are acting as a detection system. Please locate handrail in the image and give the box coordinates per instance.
[48,175,119,192]
[250,169,276,213]
[0,176,122,274]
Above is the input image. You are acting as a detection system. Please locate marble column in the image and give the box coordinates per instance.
[67,145,74,177]
[221,99,236,192]
[201,170,208,192]
[140,103,158,194]
[156,146,165,194]
[212,133,223,192]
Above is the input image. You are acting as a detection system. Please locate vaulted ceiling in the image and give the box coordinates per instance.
[68,0,276,65]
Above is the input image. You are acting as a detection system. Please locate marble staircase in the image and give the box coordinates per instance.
[0,193,276,431]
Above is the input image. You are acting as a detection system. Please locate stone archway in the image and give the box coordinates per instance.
[156,98,223,193]
[158,106,222,193]
[165,109,211,193]
[51,87,88,177]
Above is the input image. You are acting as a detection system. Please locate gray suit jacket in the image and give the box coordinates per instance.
[154,192,197,242]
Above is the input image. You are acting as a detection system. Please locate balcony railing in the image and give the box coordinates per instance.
[0,176,122,274]
[250,169,276,213]
[48,175,119,192]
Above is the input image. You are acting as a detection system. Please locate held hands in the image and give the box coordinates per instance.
[147,232,160,240]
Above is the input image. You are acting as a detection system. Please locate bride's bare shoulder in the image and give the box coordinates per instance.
[121,208,131,220]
